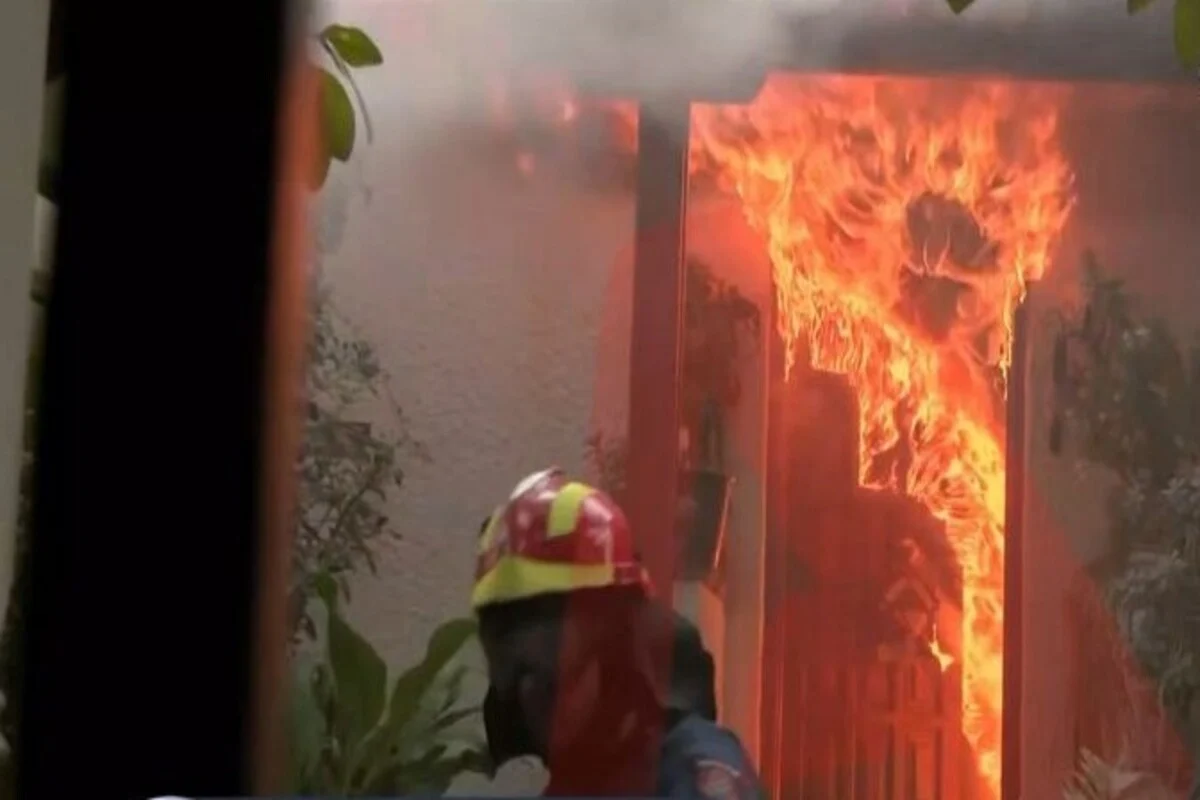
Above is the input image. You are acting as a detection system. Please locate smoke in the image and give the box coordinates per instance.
[318,0,1180,152]
[316,0,854,141]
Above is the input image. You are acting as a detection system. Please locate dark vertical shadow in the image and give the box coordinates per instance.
[16,0,297,795]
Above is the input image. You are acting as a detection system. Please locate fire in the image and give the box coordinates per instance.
[491,72,1075,798]
[930,622,955,672]
[689,75,1075,798]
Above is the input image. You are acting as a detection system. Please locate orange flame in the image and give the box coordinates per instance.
[930,622,955,672]
[491,73,1075,798]
[689,75,1076,798]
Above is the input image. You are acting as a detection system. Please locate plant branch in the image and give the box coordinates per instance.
[320,39,375,144]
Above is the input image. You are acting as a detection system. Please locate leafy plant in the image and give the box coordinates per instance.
[1051,253,1200,787]
[945,0,1200,70]
[1049,251,1200,492]
[311,24,383,190]
[291,282,428,641]
[288,581,488,795]
[35,12,382,202]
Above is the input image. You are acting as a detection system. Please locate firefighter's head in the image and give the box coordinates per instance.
[471,468,655,770]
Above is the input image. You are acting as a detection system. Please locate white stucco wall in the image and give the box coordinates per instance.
[314,4,775,789]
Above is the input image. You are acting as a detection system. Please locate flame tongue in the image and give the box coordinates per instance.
[690,75,1075,799]
[494,72,1075,799]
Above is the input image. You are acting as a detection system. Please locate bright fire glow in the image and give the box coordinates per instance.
[931,623,955,672]
[689,76,1075,798]
[494,73,1076,799]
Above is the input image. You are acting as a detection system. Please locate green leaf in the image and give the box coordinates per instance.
[352,618,478,786]
[1176,0,1200,67]
[312,571,339,611]
[326,601,387,755]
[285,655,326,792]
[945,0,974,13]
[410,746,491,794]
[389,619,475,733]
[433,705,481,735]
[321,25,384,68]
[1128,0,1158,12]
[320,69,356,163]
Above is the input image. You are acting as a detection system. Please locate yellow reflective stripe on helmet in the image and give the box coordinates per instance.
[546,482,594,538]
[471,554,615,610]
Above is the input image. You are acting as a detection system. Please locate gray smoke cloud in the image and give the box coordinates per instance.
[318,0,1180,153]
[318,0,853,141]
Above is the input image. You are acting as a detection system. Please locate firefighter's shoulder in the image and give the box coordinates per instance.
[659,715,765,800]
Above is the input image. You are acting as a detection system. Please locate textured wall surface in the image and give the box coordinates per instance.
[311,3,1200,792]
[314,10,635,792]
[320,134,632,794]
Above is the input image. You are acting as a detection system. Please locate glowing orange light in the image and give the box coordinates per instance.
[689,75,1075,798]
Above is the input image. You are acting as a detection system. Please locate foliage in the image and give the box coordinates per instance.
[35,19,382,203]
[1050,253,1200,779]
[1107,545,1200,725]
[288,580,488,795]
[291,282,428,641]
[1051,251,1200,552]
[312,25,383,190]
[945,0,1200,69]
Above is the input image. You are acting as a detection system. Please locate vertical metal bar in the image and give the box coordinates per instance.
[625,100,690,597]
[1001,289,1032,800]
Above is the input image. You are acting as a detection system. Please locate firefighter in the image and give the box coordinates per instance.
[472,467,763,800]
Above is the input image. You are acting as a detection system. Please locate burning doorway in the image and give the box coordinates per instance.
[469,3,1192,795]
[703,76,1075,800]
[579,75,1071,800]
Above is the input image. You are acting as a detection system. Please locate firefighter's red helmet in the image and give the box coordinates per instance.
[471,467,652,610]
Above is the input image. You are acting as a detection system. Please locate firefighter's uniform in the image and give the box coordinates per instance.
[472,467,764,800]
